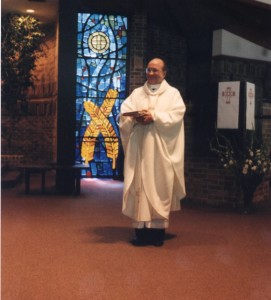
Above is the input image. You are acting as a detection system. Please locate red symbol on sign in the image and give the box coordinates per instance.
[222,87,235,104]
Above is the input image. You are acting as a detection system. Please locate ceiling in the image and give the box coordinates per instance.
[2,0,270,24]
[1,0,59,24]
[1,0,271,48]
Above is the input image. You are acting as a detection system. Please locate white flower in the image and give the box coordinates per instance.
[248,160,253,165]
[249,150,254,157]
[229,160,234,165]
[242,164,248,174]
[251,166,257,171]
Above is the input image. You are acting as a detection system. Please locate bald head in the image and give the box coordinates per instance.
[148,58,167,72]
[146,58,167,85]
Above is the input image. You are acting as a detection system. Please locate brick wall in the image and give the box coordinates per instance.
[146,19,187,95]
[262,102,271,143]
[185,157,270,207]
[128,10,148,93]
[1,26,58,164]
[211,56,271,100]
[1,116,55,163]
[128,11,187,95]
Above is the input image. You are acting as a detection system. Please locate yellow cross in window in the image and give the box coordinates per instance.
[81,89,119,169]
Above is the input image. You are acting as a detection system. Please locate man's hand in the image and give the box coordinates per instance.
[134,110,153,125]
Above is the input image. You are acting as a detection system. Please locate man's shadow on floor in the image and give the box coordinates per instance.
[87,226,226,246]
[87,226,177,244]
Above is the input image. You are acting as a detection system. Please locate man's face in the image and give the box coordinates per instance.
[146,59,166,85]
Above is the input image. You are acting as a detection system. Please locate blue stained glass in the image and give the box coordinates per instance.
[76,13,128,178]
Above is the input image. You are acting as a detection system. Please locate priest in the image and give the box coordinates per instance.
[119,58,186,246]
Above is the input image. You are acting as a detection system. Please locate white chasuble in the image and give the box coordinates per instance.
[119,80,186,222]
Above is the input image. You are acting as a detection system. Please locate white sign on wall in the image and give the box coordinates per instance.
[246,82,255,130]
[217,81,240,129]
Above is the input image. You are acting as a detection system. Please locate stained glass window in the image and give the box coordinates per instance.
[76,13,128,178]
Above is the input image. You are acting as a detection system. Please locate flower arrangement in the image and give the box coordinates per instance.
[210,130,271,212]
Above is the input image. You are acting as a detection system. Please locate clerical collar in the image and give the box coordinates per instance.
[148,84,161,92]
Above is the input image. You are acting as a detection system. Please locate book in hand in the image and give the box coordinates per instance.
[122,111,142,117]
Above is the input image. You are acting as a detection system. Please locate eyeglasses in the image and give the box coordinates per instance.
[146,68,162,74]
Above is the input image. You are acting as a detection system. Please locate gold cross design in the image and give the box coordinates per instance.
[81,89,119,169]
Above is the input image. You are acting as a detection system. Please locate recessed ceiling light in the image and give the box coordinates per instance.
[26,9,35,13]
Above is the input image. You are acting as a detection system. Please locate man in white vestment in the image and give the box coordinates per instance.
[119,58,186,246]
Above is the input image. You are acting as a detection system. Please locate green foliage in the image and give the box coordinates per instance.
[210,130,271,192]
[1,13,45,112]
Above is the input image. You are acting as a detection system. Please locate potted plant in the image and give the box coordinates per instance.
[1,13,45,151]
[1,13,45,113]
[210,130,271,213]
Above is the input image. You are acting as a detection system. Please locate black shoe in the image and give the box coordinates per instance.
[150,229,165,247]
[130,237,147,247]
[130,229,148,247]
[153,239,164,246]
